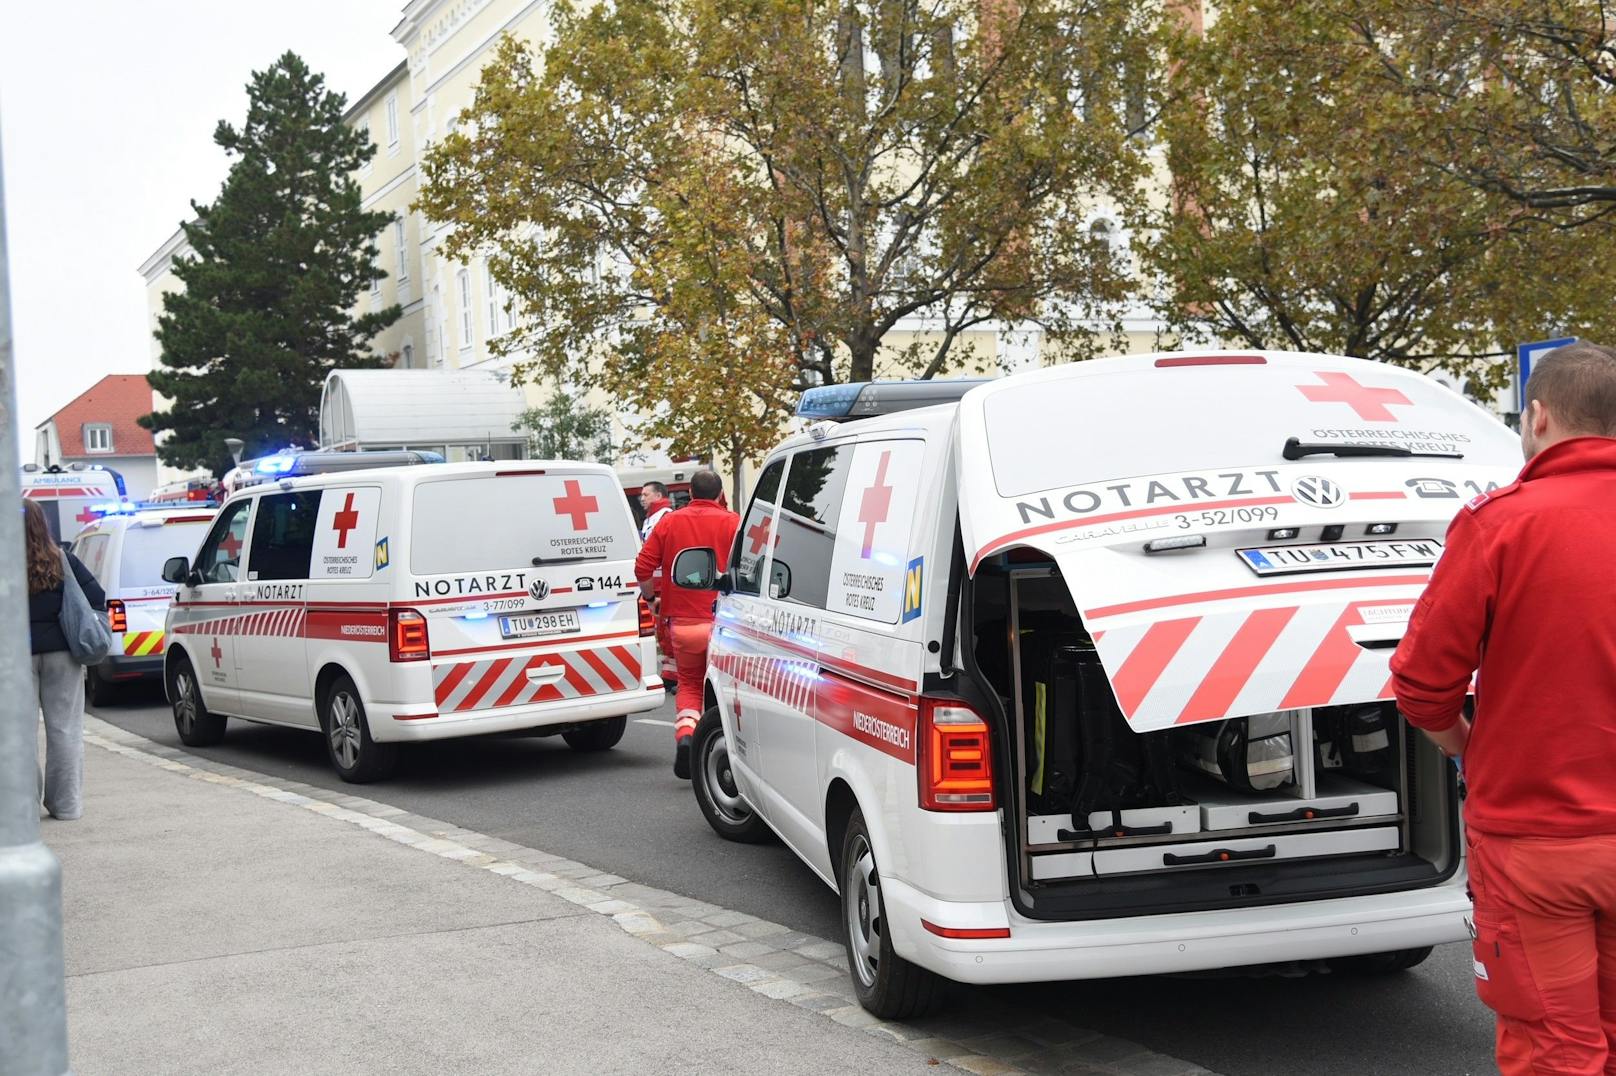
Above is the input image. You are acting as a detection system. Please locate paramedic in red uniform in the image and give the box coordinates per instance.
[637,481,677,689]
[635,469,739,778]
[1391,341,1616,1076]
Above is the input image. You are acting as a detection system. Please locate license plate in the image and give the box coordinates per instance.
[1237,539,1444,576]
[498,609,581,639]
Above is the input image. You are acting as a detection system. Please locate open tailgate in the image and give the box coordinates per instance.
[955,352,1522,732]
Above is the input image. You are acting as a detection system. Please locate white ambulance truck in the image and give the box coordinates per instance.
[161,461,663,781]
[71,505,218,704]
[673,351,1520,1016]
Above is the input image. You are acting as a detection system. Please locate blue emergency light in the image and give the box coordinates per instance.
[256,455,298,474]
[795,378,992,422]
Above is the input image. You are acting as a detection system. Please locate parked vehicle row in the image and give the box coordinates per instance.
[77,351,1516,1018]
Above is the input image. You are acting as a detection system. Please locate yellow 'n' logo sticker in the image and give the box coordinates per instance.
[901,557,923,623]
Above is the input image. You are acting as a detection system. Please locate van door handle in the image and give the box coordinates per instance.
[526,665,565,682]
[1248,803,1360,824]
[1162,845,1277,866]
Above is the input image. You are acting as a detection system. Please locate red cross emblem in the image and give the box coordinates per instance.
[856,451,894,559]
[210,638,223,669]
[219,529,243,560]
[331,492,360,549]
[745,514,780,555]
[1296,372,1412,423]
[553,479,599,531]
[75,505,100,525]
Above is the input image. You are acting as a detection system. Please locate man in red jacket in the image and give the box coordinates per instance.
[1392,341,1616,1075]
[635,469,739,778]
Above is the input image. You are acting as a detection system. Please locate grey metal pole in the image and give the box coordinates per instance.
[0,108,72,1075]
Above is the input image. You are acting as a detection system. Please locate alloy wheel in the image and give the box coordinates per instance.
[701,731,750,825]
[846,834,882,988]
[173,671,197,734]
[329,692,362,770]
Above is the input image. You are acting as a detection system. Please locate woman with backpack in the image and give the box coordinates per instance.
[24,498,106,821]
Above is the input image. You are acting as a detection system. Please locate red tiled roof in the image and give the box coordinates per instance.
[44,374,157,459]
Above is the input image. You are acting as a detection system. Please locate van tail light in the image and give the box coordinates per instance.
[638,597,656,637]
[389,608,430,662]
[107,600,127,633]
[918,697,996,812]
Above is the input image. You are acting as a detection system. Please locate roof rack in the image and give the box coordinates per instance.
[796,378,993,422]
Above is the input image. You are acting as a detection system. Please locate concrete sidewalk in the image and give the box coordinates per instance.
[47,724,950,1076]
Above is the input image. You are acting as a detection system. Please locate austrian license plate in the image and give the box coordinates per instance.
[1237,539,1444,576]
[498,609,581,639]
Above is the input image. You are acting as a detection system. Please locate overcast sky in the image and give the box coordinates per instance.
[1,0,406,455]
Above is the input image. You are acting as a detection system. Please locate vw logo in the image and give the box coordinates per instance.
[528,578,551,601]
[1291,475,1346,509]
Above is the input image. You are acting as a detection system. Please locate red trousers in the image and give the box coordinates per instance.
[669,617,713,742]
[1468,829,1616,1074]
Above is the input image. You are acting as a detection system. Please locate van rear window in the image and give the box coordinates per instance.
[120,522,212,588]
[981,364,1521,497]
[410,472,635,575]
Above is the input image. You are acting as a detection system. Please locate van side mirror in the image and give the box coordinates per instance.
[162,556,191,585]
[672,547,730,593]
[769,560,791,600]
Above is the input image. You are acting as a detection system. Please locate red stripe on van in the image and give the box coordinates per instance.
[1279,605,1366,710]
[1175,606,1298,725]
[1109,617,1200,715]
[579,648,627,692]
[1086,573,1429,621]
[433,661,475,707]
[460,660,513,710]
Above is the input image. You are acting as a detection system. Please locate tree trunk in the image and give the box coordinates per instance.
[728,434,747,508]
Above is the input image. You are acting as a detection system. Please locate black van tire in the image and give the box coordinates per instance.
[839,808,943,1019]
[321,674,397,783]
[86,666,120,707]
[562,716,627,751]
[169,654,227,746]
[1329,946,1434,975]
[691,708,771,844]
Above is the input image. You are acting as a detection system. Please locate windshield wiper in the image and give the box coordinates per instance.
[1282,436,1464,461]
[531,554,609,566]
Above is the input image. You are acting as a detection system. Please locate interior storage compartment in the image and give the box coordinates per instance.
[967,561,1459,915]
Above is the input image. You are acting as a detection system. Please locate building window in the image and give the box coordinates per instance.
[432,284,446,368]
[371,270,382,297]
[487,269,500,336]
[385,93,400,147]
[394,221,407,280]
[83,424,112,454]
[402,343,415,369]
[458,270,473,349]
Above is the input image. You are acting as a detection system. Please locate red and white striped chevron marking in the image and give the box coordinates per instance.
[1093,599,1414,732]
[174,608,308,639]
[433,644,643,713]
[711,651,816,715]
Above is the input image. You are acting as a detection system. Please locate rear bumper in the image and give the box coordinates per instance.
[881,873,1471,985]
[375,682,665,742]
[94,654,165,681]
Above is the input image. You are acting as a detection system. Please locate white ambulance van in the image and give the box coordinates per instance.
[673,351,1520,1017]
[21,464,129,542]
[161,461,662,781]
[70,505,219,704]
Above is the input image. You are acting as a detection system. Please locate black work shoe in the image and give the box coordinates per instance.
[673,738,692,780]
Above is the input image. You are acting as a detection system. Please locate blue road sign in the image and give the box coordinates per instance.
[1517,337,1578,412]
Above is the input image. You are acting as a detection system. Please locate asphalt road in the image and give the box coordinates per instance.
[93,684,1498,1076]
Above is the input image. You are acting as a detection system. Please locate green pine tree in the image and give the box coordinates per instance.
[142,52,402,475]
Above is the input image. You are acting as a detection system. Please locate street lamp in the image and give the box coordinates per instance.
[223,438,244,468]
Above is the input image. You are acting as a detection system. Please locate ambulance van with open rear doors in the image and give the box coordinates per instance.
[161,461,663,781]
[672,351,1520,1017]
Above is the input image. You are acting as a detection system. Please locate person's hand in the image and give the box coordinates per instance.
[1424,717,1471,760]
